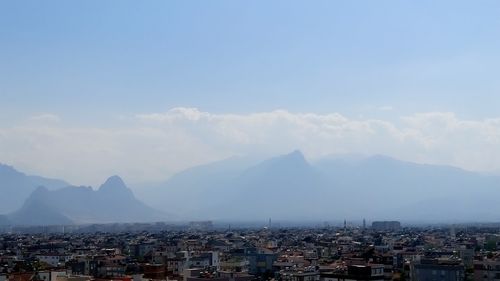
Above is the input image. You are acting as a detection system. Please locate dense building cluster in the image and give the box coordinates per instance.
[1,222,500,281]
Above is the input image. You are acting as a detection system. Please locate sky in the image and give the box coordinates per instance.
[1,0,500,186]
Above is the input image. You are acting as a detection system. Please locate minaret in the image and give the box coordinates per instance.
[344,219,347,232]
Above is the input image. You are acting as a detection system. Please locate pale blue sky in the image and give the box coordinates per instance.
[2,1,500,185]
[1,0,500,122]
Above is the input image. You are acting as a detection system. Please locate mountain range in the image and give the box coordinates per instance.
[0,164,69,213]
[1,150,500,225]
[0,166,166,225]
[135,151,500,222]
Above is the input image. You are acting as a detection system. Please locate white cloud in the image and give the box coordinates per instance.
[1,108,500,186]
[378,105,394,111]
[29,113,61,123]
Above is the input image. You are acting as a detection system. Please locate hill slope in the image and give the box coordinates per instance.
[140,151,500,222]
[0,164,69,213]
[8,176,166,225]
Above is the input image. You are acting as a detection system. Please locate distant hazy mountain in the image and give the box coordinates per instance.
[0,164,69,213]
[208,150,330,220]
[9,186,73,226]
[141,150,329,220]
[4,152,499,224]
[135,156,261,214]
[314,154,500,221]
[8,176,166,225]
[140,151,500,222]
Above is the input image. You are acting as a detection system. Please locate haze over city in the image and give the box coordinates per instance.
[2,1,500,224]
[4,2,500,281]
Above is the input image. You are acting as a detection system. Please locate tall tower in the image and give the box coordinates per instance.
[268,218,272,229]
[344,219,347,232]
[363,218,366,231]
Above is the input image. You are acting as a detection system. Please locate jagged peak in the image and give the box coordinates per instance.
[98,175,130,193]
[288,149,304,158]
[24,185,50,205]
[33,185,49,193]
[0,163,24,175]
[276,150,308,164]
[245,150,311,175]
[104,175,125,185]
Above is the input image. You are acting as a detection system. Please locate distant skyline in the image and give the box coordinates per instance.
[1,1,500,185]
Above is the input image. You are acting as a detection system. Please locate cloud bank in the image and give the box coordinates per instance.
[1,107,499,186]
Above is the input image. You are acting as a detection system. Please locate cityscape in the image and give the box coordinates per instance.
[2,1,500,281]
[3,221,500,281]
